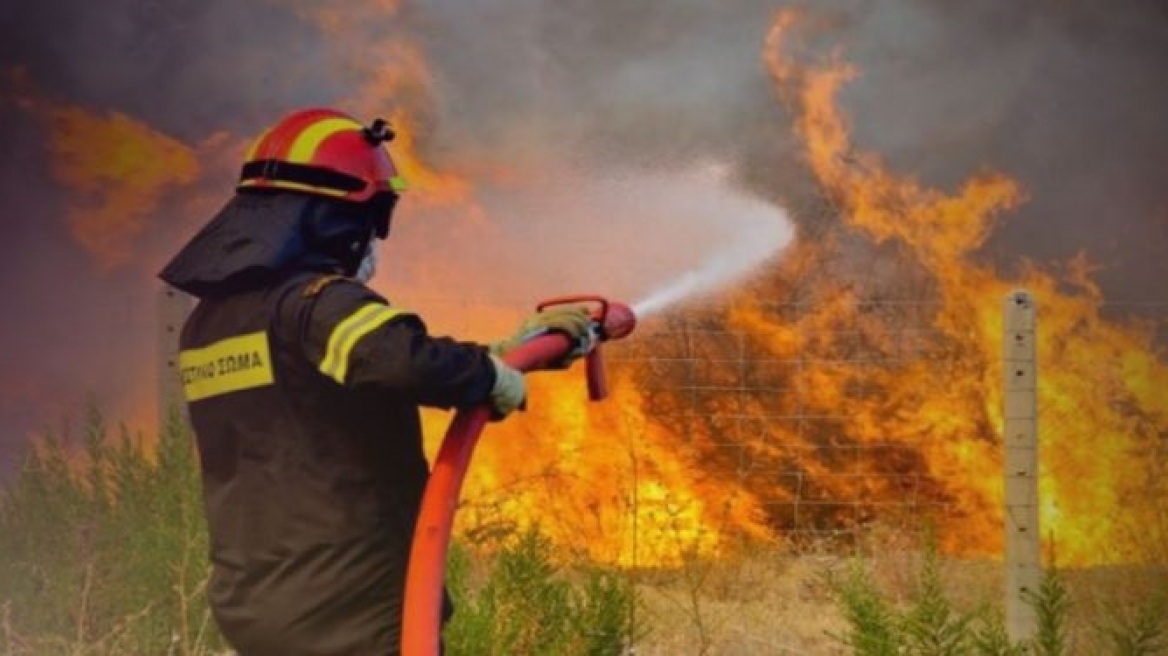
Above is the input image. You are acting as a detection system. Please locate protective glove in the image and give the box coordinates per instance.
[489,306,596,368]
[488,354,526,419]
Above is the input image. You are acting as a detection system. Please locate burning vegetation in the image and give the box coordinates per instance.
[1,2,1166,572]
[443,9,1168,567]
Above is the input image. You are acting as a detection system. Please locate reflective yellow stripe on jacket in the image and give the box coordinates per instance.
[179,332,274,402]
[320,303,407,384]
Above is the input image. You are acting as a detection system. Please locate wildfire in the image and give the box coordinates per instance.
[423,366,774,566]
[47,103,200,269]
[387,110,479,211]
[290,1,766,566]
[11,3,1166,571]
[288,0,479,210]
[759,9,1168,564]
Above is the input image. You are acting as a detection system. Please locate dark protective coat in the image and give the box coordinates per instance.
[177,272,494,655]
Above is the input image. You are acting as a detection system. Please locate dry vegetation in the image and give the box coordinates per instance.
[1,410,1165,655]
[633,549,848,654]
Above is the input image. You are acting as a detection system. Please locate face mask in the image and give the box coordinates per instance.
[355,240,378,283]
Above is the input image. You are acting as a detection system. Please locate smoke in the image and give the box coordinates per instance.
[764,0,1168,298]
[1,0,1166,474]
[401,0,1168,298]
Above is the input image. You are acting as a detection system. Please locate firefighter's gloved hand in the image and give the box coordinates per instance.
[490,306,596,368]
[488,355,526,419]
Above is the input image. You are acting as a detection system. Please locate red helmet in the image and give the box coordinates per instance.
[238,108,406,203]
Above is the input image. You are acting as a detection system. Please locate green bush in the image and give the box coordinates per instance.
[444,529,639,655]
[900,546,975,655]
[827,560,905,656]
[829,547,1168,656]
[1096,584,1168,656]
[0,405,221,655]
[0,407,642,655]
[1026,568,1073,656]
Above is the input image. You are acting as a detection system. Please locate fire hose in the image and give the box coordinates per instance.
[401,295,638,655]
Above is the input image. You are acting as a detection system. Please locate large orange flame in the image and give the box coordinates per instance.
[760,9,1168,564]
[17,4,1165,570]
[0,65,197,269]
[47,104,199,269]
[423,366,774,567]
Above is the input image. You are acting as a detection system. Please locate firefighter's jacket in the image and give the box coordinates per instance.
[178,272,495,655]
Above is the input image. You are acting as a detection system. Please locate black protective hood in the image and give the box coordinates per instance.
[160,189,387,299]
[160,192,313,298]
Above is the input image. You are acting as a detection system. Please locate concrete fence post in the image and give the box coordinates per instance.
[157,285,191,428]
[1003,289,1040,644]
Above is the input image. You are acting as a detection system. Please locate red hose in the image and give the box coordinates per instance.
[401,332,576,656]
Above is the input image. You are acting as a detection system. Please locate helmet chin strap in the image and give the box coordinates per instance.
[354,240,378,283]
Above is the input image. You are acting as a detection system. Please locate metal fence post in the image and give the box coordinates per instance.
[1003,290,1040,644]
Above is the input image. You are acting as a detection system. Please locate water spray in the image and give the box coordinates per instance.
[401,295,637,656]
[631,211,788,318]
[626,165,793,319]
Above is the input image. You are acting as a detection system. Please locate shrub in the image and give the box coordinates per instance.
[444,529,639,655]
[0,406,222,655]
[0,406,641,655]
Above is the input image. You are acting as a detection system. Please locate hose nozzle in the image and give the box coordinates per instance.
[537,295,638,343]
[535,295,637,402]
[600,301,636,341]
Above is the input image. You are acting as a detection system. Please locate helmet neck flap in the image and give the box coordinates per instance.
[159,191,386,299]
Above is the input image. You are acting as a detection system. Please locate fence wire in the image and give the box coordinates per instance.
[593,298,1168,557]
[160,291,1168,561]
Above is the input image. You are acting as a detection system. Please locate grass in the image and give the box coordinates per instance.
[0,409,641,655]
[820,538,1168,656]
[1,407,1166,654]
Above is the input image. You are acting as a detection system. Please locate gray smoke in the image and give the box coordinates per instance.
[406,0,1168,295]
[819,0,1168,299]
[1,0,1166,476]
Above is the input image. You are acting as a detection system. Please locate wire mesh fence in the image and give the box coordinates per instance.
[157,288,1168,564]
[140,287,1168,652]
[591,296,1168,561]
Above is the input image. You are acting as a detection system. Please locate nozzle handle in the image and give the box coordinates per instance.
[585,349,608,401]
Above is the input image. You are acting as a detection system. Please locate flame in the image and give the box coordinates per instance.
[288,6,747,564]
[10,4,1164,571]
[0,63,208,271]
[45,104,199,269]
[387,110,479,211]
[758,9,1168,564]
[423,367,773,566]
[291,0,478,210]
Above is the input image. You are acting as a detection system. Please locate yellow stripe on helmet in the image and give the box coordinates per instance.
[286,117,364,164]
[319,303,409,384]
[243,128,272,163]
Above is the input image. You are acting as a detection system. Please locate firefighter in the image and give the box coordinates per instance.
[159,107,592,655]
